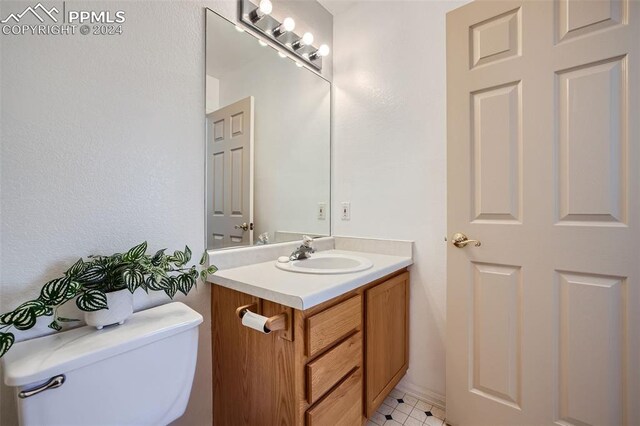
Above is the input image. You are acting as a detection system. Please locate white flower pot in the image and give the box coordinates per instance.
[84,289,133,330]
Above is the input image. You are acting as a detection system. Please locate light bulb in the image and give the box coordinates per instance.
[318,44,330,57]
[235,26,245,33]
[258,39,268,47]
[309,44,330,60]
[278,52,287,58]
[272,17,295,37]
[250,0,272,23]
[301,32,314,45]
[296,62,303,68]
[293,32,314,49]
[282,17,295,32]
[258,0,272,15]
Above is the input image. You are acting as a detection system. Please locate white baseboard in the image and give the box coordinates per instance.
[395,381,446,411]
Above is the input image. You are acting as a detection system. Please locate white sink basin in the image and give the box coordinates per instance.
[275,253,373,275]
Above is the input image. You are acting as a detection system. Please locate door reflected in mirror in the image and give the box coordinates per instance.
[206,9,331,250]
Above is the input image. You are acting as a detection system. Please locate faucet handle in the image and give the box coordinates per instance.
[302,235,314,246]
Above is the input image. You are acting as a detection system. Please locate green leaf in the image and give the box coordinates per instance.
[122,268,144,293]
[103,273,126,293]
[66,281,82,299]
[189,267,198,279]
[124,241,147,261]
[163,277,178,299]
[1,300,48,330]
[0,311,17,326]
[76,289,108,312]
[159,276,172,289]
[0,333,15,358]
[199,270,207,283]
[11,309,37,331]
[14,300,48,316]
[177,274,195,296]
[199,251,209,266]
[184,246,192,263]
[151,249,166,265]
[57,317,80,322]
[138,278,149,293]
[171,250,186,266]
[207,265,218,275]
[39,277,71,305]
[48,321,62,331]
[75,265,107,287]
[145,275,165,291]
[65,258,86,278]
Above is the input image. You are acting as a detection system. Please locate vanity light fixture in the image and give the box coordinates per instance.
[249,0,272,23]
[239,0,330,71]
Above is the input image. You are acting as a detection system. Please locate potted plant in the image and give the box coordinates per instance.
[0,241,217,358]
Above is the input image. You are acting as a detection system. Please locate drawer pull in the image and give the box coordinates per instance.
[236,304,287,333]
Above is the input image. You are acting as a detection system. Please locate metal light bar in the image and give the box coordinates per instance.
[239,0,325,71]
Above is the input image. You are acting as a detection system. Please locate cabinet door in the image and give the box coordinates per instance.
[212,285,298,425]
[365,272,409,417]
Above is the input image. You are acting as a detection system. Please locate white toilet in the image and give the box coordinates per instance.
[1,302,203,426]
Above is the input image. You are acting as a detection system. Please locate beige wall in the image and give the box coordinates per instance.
[331,0,469,404]
[0,1,330,425]
[0,1,210,423]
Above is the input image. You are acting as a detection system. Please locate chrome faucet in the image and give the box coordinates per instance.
[289,235,315,260]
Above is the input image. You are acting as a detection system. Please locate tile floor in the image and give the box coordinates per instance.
[366,388,446,426]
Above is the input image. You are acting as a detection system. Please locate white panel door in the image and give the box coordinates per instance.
[447,1,639,425]
[207,96,254,249]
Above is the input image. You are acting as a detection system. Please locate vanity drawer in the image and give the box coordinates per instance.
[306,295,361,357]
[306,367,363,426]
[306,331,362,404]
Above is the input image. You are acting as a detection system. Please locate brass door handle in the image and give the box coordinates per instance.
[451,232,481,248]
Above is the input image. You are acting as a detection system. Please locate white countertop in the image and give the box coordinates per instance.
[208,249,412,310]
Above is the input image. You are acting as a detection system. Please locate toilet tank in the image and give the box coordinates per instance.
[1,302,203,426]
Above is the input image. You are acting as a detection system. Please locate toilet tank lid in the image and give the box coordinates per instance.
[1,302,203,387]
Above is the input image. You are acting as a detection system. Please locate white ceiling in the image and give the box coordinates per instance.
[317,0,356,16]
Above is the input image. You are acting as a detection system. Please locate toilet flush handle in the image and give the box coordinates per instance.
[18,374,65,399]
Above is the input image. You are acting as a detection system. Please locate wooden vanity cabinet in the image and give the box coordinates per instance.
[211,269,409,425]
[364,272,410,417]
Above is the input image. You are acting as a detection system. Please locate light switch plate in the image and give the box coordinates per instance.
[341,202,350,221]
[317,203,326,220]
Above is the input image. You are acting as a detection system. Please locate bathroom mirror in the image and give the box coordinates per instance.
[205,9,331,250]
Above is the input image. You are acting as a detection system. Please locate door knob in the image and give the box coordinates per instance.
[451,232,481,248]
[234,223,249,231]
[234,223,253,231]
